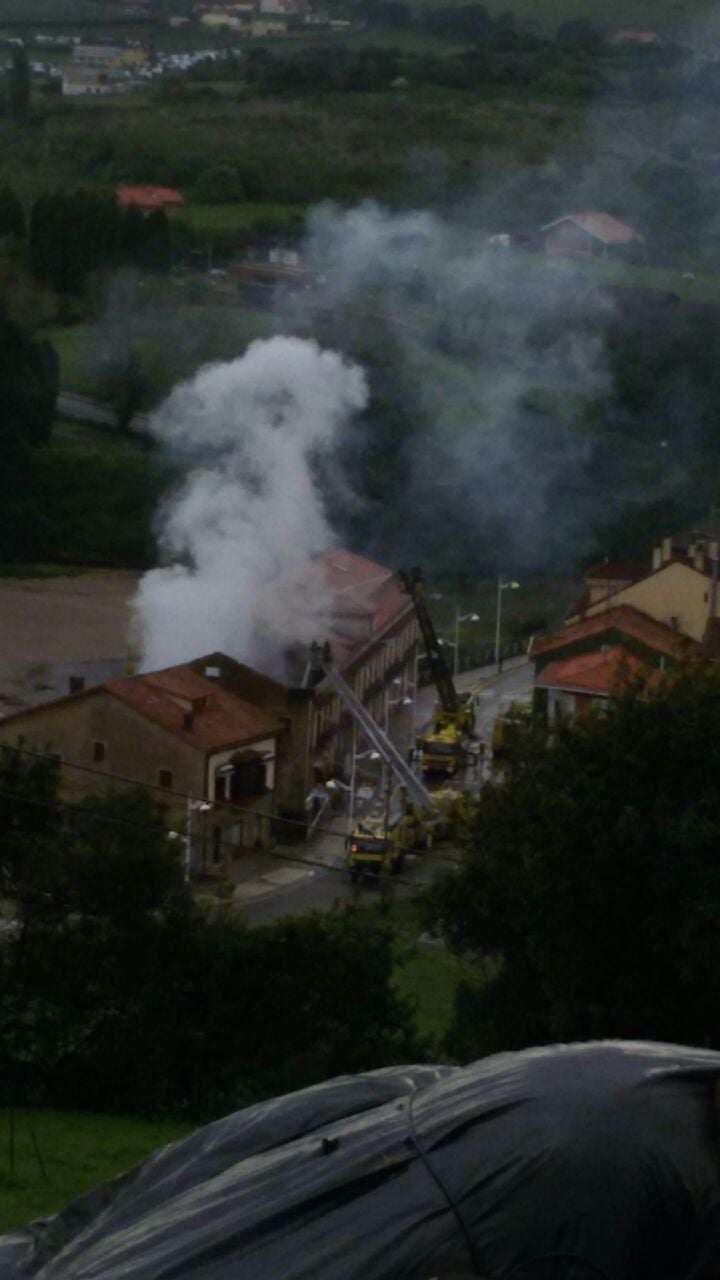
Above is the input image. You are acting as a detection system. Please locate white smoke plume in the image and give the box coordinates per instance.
[135,336,367,672]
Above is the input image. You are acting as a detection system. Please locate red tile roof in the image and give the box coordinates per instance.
[583,559,649,582]
[116,185,184,210]
[535,646,651,697]
[105,665,281,748]
[272,550,412,669]
[542,212,643,245]
[0,661,281,750]
[531,604,696,661]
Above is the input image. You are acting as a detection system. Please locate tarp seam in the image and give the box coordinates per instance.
[406,1093,483,1277]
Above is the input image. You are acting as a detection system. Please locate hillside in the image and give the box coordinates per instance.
[0,0,716,37]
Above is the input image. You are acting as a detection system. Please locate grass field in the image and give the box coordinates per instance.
[515,249,720,304]
[358,897,471,1048]
[0,895,467,1234]
[0,1109,193,1234]
[177,202,306,236]
[30,416,165,568]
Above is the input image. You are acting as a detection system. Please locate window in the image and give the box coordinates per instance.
[158,769,173,789]
[229,759,266,801]
[93,741,106,763]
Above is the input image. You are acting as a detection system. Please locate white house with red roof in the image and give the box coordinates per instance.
[531,604,697,719]
[0,659,282,875]
[541,212,644,259]
[566,525,720,646]
[529,520,720,719]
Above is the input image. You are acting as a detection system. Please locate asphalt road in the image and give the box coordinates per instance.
[57,391,150,434]
[243,661,533,925]
[242,845,446,925]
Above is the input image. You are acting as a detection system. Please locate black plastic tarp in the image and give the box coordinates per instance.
[2,1041,720,1279]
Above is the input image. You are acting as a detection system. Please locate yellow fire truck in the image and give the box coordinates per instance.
[346,788,472,882]
[399,568,476,777]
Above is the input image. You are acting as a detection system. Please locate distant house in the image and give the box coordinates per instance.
[62,66,114,97]
[607,28,661,45]
[566,558,650,619]
[200,11,249,29]
[116,185,184,213]
[73,42,129,66]
[259,0,308,14]
[529,518,720,719]
[234,260,318,305]
[252,17,289,34]
[531,604,696,719]
[541,212,644,259]
[565,521,720,647]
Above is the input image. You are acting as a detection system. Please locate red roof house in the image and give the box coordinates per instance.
[261,549,413,672]
[541,212,644,259]
[116,185,184,212]
[0,660,283,871]
[531,604,696,719]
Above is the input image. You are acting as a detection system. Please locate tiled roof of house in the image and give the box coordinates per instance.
[542,212,643,245]
[567,556,713,622]
[0,660,281,750]
[105,665,281,748]
[535,646,651,697]
[607,28,660,43]
[583,559,649,582]
[116,185,184,209]
[272,550,412,670]
[188,654,287,710]
[531,604,696,661]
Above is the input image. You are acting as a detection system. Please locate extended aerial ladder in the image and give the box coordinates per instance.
[305,644,470,879]
[322,664,435,814]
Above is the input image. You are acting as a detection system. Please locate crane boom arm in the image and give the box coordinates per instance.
[399,567,460,714]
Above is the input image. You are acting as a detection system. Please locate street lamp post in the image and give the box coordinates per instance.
[410,649,419,749]
[453,607,481,679]
[182,794,213,881]
[494,576,520,671]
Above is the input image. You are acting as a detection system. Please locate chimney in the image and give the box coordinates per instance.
[303,640,326,688]
[69,675,85,694]
[662,536,672,563]
[652,545,662,570]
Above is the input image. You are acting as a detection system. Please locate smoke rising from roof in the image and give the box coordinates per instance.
[135,336,367,672]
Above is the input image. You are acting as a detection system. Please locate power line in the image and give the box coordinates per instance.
[2,737,461,875]
[0,782,428,894]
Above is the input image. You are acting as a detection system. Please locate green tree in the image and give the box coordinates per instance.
[0,765,421,1116]
[63,788,186,921]
[424,663,720,1058]
[0,307,59,559]
[0,745,63,929]
[0,184,24,238]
